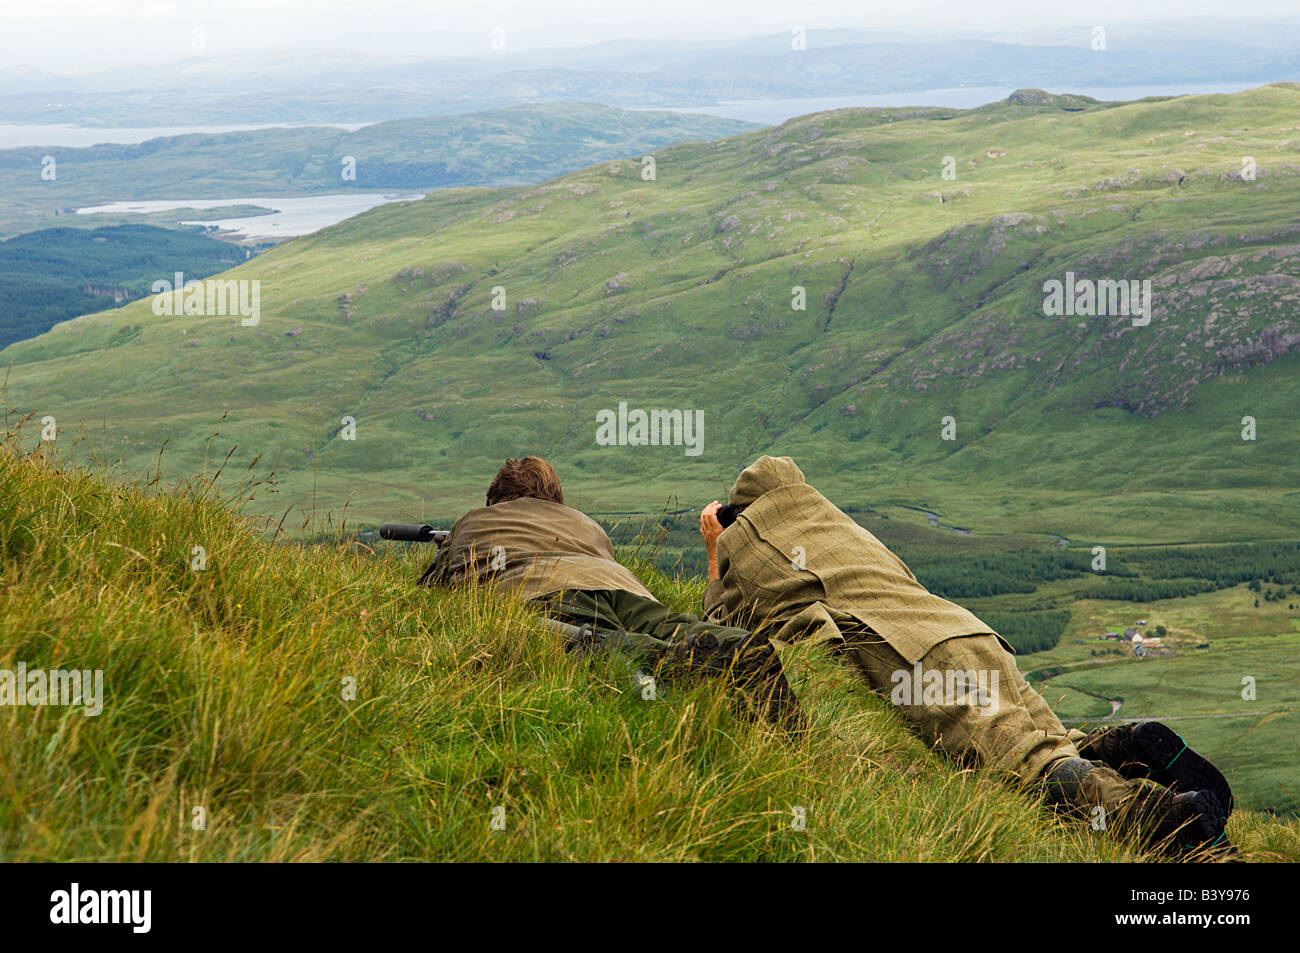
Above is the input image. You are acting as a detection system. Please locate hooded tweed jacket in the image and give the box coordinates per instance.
[702,455,1008,664]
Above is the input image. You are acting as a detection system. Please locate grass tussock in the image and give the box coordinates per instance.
[1,432,1297,862]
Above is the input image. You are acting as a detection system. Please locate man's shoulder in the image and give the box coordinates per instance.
[745,483,841,528]
[740,484,888,550]
[497,497,582,514]
[456,498,612,550]
[457,497,586,521]
[492,497,602,528]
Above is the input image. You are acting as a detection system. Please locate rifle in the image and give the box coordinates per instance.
[386,505,745,542]
[379,523,450,545]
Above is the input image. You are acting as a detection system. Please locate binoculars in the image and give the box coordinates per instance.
[716,504,747,528]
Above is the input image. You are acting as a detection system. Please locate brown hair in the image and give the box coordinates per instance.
[486,456,564,506]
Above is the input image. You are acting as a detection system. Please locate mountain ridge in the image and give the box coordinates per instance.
[6,86,1299,541]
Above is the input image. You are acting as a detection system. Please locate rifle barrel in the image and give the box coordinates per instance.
[379,523,437,543]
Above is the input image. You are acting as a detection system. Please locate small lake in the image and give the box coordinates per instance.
[74,193,426,240]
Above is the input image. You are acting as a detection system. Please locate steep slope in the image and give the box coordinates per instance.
[5,86,1300,540]
[4,437,1298,860]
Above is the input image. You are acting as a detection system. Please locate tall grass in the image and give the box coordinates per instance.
[1,429,1295,861]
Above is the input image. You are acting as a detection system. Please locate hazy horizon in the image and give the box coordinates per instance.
[5,1,1300,73]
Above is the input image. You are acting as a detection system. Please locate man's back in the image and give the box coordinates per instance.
[421,497,654,602]
[704,456,998,663]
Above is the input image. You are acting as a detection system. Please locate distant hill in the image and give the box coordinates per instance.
[0,225,244,349]
[3,21,1299,125]
[4,86,1299,542]
[0,103,757,239]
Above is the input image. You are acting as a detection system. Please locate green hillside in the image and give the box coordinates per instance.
[4,434,1297,860]
[0,103,757,239]
[4,85,1300,543]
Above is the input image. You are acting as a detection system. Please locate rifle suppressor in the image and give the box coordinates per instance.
[380,523,449,543]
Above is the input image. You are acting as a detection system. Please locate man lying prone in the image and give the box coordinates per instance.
[418,455,788,711]
[697,454,1234,858]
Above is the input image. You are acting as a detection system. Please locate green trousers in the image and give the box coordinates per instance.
[838,629,1092,787]
[535,587,793,717]
[539,591,1135,808]
[536,587,753,645]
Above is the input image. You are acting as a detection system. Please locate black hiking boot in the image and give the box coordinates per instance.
[1042,759,1232,860]
[1130,787,1231,859]
[1078,721,1233,815]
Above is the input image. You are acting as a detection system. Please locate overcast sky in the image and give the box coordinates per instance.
[3,0,1300,71]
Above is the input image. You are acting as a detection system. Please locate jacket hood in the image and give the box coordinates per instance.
[727,455,807,506]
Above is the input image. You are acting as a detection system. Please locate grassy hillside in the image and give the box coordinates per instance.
[2,434,1297,861]
[4,86,1299,542]
[0,104,756,239]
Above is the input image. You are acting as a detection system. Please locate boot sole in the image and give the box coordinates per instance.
[1133,721,1234,815]
[1176,790,1229,856]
